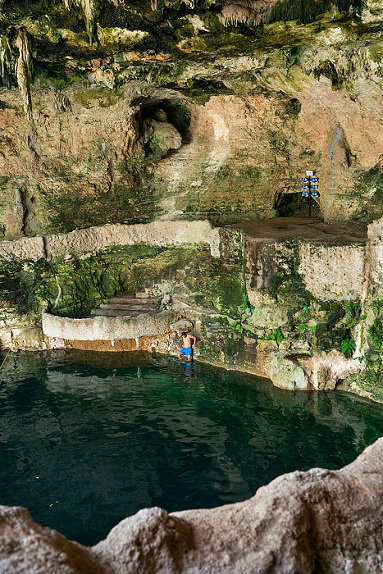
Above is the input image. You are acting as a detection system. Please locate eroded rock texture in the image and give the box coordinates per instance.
[173,438,383,573]
[0,0,382,234]
[0,505,104,574]
[1,438,383,573]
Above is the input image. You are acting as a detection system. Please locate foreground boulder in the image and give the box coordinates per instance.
[0,505,104,574]
[1,439,383,573]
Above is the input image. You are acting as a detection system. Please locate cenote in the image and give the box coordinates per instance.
[1,350,383,546]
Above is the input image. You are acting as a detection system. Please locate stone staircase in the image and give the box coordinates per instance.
[43,271,197,351]
[87,262,204,320]
[90,295,158,318]
[89,275,179,319]
[136,277,175,299]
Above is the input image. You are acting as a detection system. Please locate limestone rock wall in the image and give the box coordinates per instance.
[299,243,366,302]
[0,220,220,261]
[1,80,382,231]
[1,3,383,231]
[1,437,383,573]
[42,309,180,343]
[245,238,367,304]
[2,216,383,398]
[196,216,383,395]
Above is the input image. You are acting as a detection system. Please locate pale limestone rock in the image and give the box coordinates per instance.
[88,67,115,88]
[45,220,220,259]
[299,243,366,301]
[185,14,209,33]
[267,353,309,389]
[96,25,148,50]
[218,0,270,26]
[42,309,180,342]
[0,505,104,574]
[0,236,45,261]
[0,327,12,348]
[93,507,193,574]
[172,438,383,573]
[143,118,182,160]
[10,326,46,351]
[316,26,347,46]
[170,319,194,333]
[303,351,362,390]
[0,220,220,262]
[362,0,383,22]
[368,215,383,240]
[245,301,289,329]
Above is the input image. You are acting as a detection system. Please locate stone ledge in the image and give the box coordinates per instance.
[45,220,220,259]
[42,309,181,342]
[0,220,220,262]
[0,236,45,261]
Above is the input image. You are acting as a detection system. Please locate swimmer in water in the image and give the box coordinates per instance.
[178,331,196,361]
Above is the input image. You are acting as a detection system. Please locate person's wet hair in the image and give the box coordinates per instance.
[182,332,187,336]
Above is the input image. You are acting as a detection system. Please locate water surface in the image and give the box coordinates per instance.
[0,350,383,545]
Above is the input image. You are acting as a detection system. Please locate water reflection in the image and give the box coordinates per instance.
[0,350,383,546]
[181,360,197,384]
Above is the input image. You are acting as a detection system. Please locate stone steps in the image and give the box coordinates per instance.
[136,277,176,299]
[89,272,181,318]
[105,297,156,307]
[99,303,156,311]
[91,308,155,317]
[105,296,157,306]
[90,295,158,318]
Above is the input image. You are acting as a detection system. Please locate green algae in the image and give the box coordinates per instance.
[0,257,47,312]
[0,243,205,317]
[43,243,205,317]
[183,255,243,316]
[345,368,383,403]
[351,164,383,223]
[74,86,123,108]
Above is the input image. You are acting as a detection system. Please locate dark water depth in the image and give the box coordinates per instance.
[1,350,383,546]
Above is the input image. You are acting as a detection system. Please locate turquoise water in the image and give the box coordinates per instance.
[1,350,383,546]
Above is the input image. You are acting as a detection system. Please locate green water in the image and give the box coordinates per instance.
[1,350,383,546]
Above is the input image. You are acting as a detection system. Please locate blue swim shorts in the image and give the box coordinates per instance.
[180,347,192,356]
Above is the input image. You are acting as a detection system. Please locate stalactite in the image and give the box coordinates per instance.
[15,28,33,121]
[64,0,98,43]
[218,0,267,26]
[0,35,13,88]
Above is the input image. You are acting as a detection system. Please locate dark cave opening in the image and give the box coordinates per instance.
[136,98,192,159]
[140,99,191,139]
[276,192,322,218]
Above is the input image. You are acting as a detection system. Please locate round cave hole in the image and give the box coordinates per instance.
[136,98,191,160]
